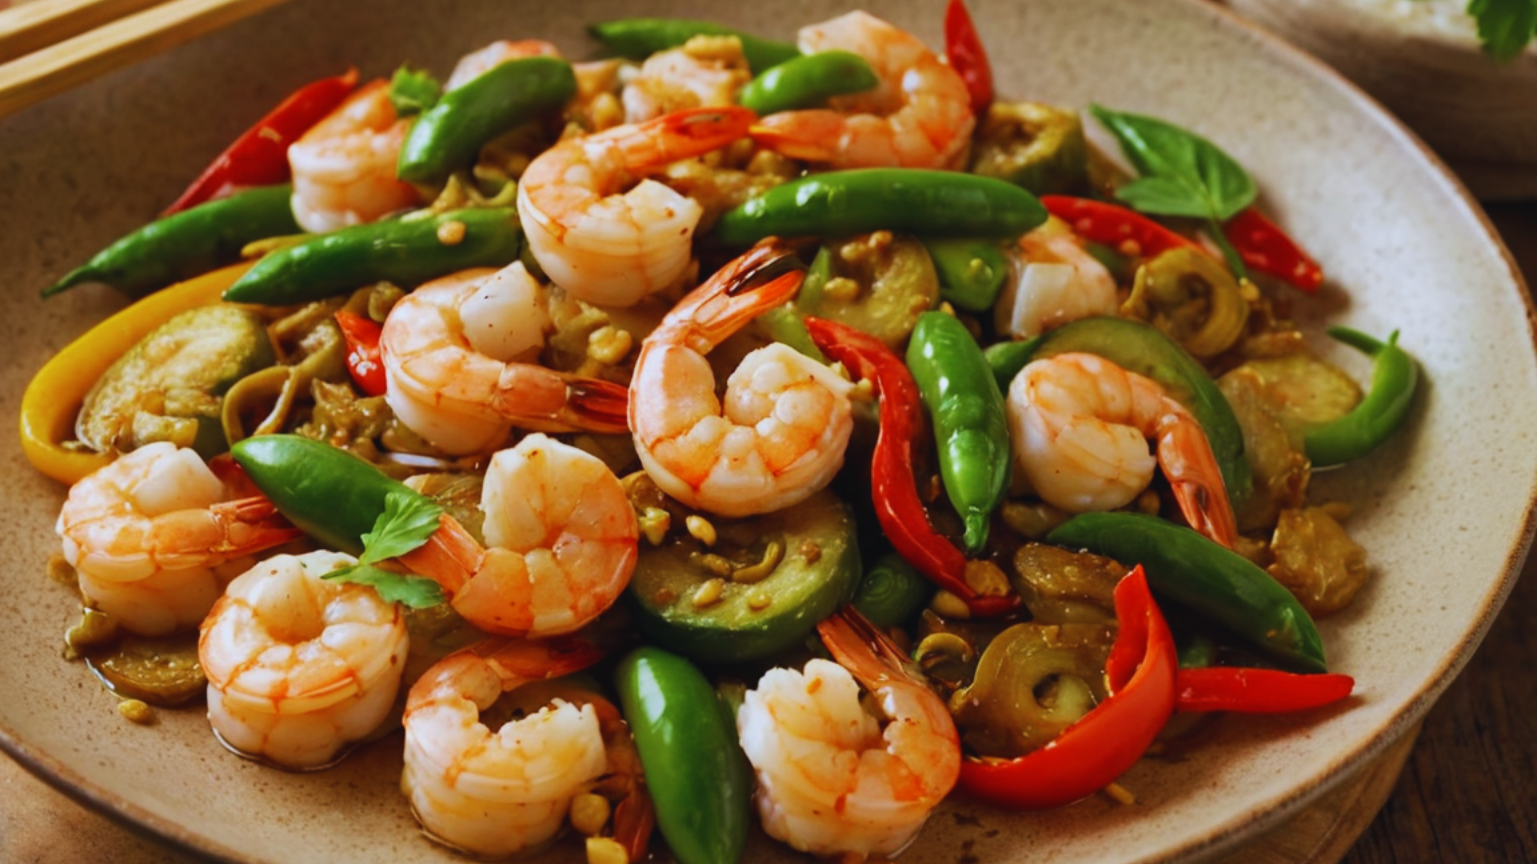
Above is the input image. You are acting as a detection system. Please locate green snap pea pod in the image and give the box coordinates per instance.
[737,50,878,115]
[906,311,1011,554]
[1303,327,1418,468]
[981,336,1042,392]
[615,646,751,864]
[223,207,522,305]
[923,237,1010,312]
[397,57,576,184]
[44,185,300,299]
[713,169,1047,247]
[1047,511,1327,672]
[588,17,799,75]
[231,434,421,555]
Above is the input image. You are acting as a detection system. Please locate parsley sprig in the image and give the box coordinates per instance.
[1467,0,1537,62]
[324,490,447,608]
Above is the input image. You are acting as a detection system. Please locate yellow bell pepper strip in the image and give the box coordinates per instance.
[19,263,252,485]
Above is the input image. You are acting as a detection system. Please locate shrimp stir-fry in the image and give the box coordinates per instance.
[288,79,421,234]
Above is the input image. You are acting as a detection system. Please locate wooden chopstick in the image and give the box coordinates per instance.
[0,0,293,119]
[0,0,171,63]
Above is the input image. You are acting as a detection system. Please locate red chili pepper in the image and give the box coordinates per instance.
[1176,667,1353,714]
[163,68,359,216]
[805,316,1019,618]
[944,0,994,116]
[956,565,1177,809]
[1040,195,1202,259]
[1222,207,1324,293]
[334,310,388,396]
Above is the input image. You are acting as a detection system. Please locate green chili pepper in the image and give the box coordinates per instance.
[906,311,1011,554]
[923,237,1010,312]
[1047,511,1327,672]
[1178,632,1218,670]
[1303,327,1418,468]
[397,57,576,185]
[44,185,300,299]
[588,17,799,75]
[984,316,1252,508]
[737,50,878,115]
[223,207,522,305]
[615,646,751,864]
[713,169,1047,247]
[851,551,934,628]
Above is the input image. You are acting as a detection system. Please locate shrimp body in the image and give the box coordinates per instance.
[380,262,629,454]
[621,37,751,122]
[445,39,560,90]
[737,609,960,860]
[402,636,608,858]
[750,11,974,169]
[995,220,1119,339]
[399,434,638,636]
[516,106,756,307]
[629,242,855,517]
[198,550,410,770]
[1008,352,1239,547]
[288,79,421,234]
[56,442,301,636]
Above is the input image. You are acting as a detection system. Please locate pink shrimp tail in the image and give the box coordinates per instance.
[816,605,924,690]
[648,239,806,352]
[566,377,631,433]
[1157,420,1240,549]
[638,105,758,162]
[209,495,304,553]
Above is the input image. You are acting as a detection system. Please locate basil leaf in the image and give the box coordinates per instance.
[1089,105,1257,222]
[389,65,442,117]
[358,490,444,565]
[323,564,447,608]
[1468,0,1537,62]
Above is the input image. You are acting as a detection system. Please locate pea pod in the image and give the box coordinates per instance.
[714,169,1047,247]
[1303,327,1418,468]
[737,51,878,115]
[44,185,300,299]
[588,17,799,74]
[1047,511,1327,672]
[615,646,751,864]
[223,207,522,305]
[397,57,576,184]
[906,311,1011,554]
[923,237,1010,312]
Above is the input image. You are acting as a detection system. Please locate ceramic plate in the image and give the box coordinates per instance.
[2,0,1533,862]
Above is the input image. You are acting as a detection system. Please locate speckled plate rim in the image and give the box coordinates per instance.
[1,0,1535,862]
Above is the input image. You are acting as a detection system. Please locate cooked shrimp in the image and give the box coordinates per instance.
[288,79,422,234]
[379,262,629,454]
[56,442,301,637]
[198,550,409,770]
[401,635,609,858]
[397,434,637,636]
[1008,352,1239,547]
[516,105,756,307]
[621,36,751,122]
[629,241,855,517]
[995,219,1120,339]
[737,607,960,860]
[445,39,560,90]
[750,11,974,169]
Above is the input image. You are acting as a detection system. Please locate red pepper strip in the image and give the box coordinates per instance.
[163,68,359,216]
[956,565,1177,809]
[334,310,388,396]
[1040,195,1202,259]
[805,316,1019,618]
[1222,207,1324,293]
[944,0,994,116]
[1176,667,1354,714]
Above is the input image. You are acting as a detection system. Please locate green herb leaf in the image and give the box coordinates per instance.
[389,65,442,117]
[1088,105,1257,222]
[323,564,447,608]
[1468,0,1537,62]
[357,490,444,565]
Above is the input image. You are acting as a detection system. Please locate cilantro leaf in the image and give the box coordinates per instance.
[1468,0,1537,62]
[389,65,442,117]
[323,563,446,608]
[1088,105,1257,222]
[357,490,444,564]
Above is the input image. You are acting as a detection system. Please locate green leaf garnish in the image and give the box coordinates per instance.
[1088,105,1257,222]
[322,490,445,607]
[389,65,442,117]
[324,564,447,608]
[1468,0,1537,62]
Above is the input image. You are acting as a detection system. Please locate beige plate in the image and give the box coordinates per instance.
[1,0,1533,862]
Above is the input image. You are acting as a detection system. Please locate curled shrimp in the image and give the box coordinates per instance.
[287,79,421,234]
[516,105,756,307]
[397,434,637,636]
[379,262,629,455]
[995,219,1120,339]
[621,36,751,122]
[198,550,409,770]
[56,442,301,636]
[629,241,855,517]
[444,39,560,90]
[750,11,974,169]
[737,607,961,860]
[1008,352,1239,547]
